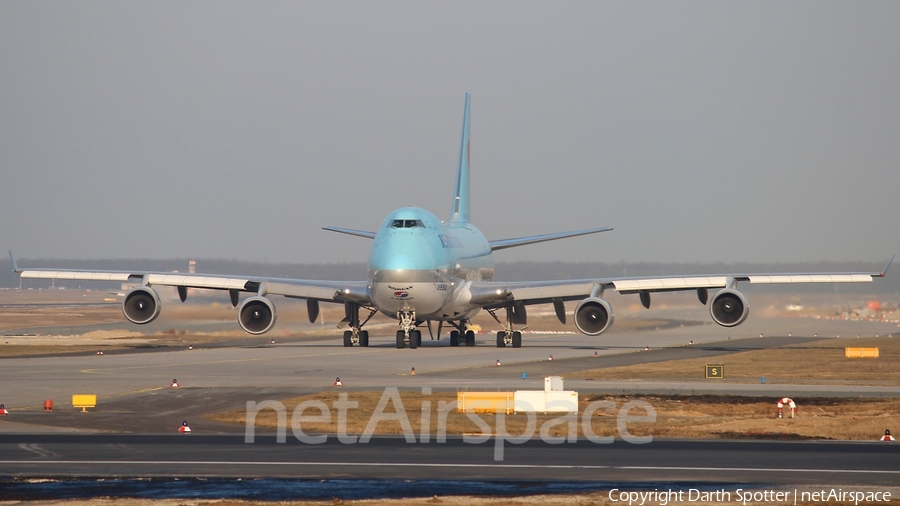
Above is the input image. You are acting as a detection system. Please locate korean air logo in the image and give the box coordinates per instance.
[393,291,410,299]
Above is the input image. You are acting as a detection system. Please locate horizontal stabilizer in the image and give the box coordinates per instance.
[489,227,613,251]
[322,226,377,239]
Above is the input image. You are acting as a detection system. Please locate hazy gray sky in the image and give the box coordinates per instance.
[2,2,898,265]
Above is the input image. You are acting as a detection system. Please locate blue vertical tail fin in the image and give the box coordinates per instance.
[450,92,471,223]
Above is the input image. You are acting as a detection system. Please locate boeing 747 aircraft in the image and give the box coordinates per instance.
[10,93,893,349]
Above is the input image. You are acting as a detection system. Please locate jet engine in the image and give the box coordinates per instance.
[574,297,614,336]
[709,289,749,327]
[122,286,161,325]
[238,296,277,334]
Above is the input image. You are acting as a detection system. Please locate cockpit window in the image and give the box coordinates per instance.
[390,219,426,229]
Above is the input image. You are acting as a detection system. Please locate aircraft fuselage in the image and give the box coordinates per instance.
[368,207,492,322]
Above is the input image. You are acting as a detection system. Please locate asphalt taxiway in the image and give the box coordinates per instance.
[1,318,898,416]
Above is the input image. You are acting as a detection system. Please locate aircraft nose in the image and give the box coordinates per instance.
[383,253,417,271]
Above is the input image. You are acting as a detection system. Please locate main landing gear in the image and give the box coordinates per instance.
[344,329,369,347]
[488,301,525,348]
[448,320,475,347]
[394,314,476,349]
[495,330,522,348]
[341,302,376,348]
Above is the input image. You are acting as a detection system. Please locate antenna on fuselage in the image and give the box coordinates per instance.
[450,92,471,224]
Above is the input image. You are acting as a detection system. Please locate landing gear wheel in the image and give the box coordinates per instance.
[449,331,460,347]
[465,330,475,347]
[396,330,406,349]
[512,331,522,348]
[343,331,353,347]
[496,331,506,348]
[359,330,369,347]
[409,330,420,349]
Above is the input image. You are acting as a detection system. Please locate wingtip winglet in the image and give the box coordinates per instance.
[9,251,19,273]
[878,255,895,277]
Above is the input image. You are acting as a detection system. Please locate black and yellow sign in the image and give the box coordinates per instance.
[705,364,724,379]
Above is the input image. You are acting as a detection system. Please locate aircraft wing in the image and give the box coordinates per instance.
[488,227,613,251]
[322,226,377,239]
[469,256,894,307]
[9,252,370,304]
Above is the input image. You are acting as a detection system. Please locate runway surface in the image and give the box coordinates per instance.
[1,434,899,485]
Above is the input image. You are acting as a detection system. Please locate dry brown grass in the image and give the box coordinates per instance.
[207,390,900,441]
[606,395,900,440]
[0,304,123,331]
[20,495,900,506]
[210,390,620,439]
[1,495,829,506]
[571,337,900,385]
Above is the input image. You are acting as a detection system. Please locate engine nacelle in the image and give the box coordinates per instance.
[238,296,277,335]
[122,286,161,325]
[710,289,749,327]
[574,297,614,336]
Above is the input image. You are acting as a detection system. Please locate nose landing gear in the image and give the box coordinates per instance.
[395,310,422,349]
[396,329,422,349]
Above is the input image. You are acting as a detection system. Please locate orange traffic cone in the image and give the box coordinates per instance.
[334,377,343,387]
[179,421,191,433]
[170,379,180,388]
